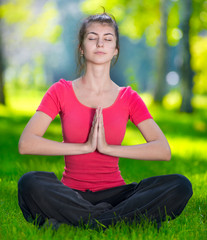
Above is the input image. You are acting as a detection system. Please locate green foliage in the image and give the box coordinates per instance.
[191,0,207,35]
[23,2,62,43]
[0,0,63,92]
[0,88,207,239]
[167,0,182,46]
[191,36,207,94]
[0,0,62,43]
[162,90,182,110]
[125,67,139,92]
[6,55,47,91]
[0,0,32,23]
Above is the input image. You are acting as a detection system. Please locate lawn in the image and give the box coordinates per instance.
[0,88,207,239]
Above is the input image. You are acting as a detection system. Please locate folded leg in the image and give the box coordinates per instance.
[90,174,193,228]
[18,171,112,226]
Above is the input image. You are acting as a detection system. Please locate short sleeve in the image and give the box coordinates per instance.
[37,81,63,120]
[129,88,153,126]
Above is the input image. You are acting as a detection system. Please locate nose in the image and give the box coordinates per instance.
[97,38,104,47]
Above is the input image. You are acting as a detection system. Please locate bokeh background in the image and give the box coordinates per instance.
[0,0,207,112]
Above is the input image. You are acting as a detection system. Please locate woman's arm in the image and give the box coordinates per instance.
[18,111,98,155]
[97,109,171,161]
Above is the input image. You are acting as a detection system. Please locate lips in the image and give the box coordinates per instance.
[95,51,106,55]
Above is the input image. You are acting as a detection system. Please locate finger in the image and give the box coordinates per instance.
[94,113,99,131]
[99,107,102,116]
[98,107,102,122]
[95,107,99,125]
[92,109,98,126]
[100,108,103,126]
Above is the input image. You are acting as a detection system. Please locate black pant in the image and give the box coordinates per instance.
[18,171,193,228]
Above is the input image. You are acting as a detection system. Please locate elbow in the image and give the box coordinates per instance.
[18,138,28,155]
[18,139,25,155]
[165,150,171,161]
[163,144,171,161]
[19,134,39,155]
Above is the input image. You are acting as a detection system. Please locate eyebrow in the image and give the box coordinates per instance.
[87,32,114,37]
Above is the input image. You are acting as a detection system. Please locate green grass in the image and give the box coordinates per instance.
[0,88,207,239]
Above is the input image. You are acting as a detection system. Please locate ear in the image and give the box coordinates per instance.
[114,48,118,56]
[79,46,84,55]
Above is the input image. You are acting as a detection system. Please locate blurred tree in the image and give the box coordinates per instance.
[0,0,62,104]
[191,36,207,95]
[190,0,207,96]
[179,0,194,112]
[0,15,5,104]
[153,0,169,102]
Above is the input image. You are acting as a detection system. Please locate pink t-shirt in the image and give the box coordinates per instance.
[37,79,153,191]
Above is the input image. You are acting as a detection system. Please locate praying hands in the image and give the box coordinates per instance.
[86,107,108,154]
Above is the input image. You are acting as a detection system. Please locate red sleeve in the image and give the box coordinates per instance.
[129,87,153,126]
[36,80,64,120]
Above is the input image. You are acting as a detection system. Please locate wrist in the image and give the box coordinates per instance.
[98,143,111,155]
[84,142,96,153]
[101,144,122,157]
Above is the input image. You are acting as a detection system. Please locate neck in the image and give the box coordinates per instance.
[82,62,112,92]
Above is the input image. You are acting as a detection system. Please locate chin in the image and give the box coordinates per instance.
[91,57,113,65]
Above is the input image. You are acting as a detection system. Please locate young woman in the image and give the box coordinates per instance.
[18,12,193,230]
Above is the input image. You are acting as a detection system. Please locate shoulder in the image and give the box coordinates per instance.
[119,86,142,102]
[120,85,139,94]
[47,79,72,94]
[52,78,72,88]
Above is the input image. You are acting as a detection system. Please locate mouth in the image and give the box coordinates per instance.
[95,51,106,55]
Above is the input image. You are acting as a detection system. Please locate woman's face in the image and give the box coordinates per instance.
[81,22,118,66]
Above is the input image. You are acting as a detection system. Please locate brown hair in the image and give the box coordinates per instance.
[76,10,120,76]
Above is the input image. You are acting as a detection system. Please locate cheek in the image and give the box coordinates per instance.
[82,42,95,53]
[108,42,117,50]
[109,45,118,54]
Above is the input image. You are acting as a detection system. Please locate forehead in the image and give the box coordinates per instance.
[86,22,115,35]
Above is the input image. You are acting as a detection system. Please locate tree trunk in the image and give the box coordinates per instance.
[0,18,5,105]
[154,0,169,102]
[179,0,194,112]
